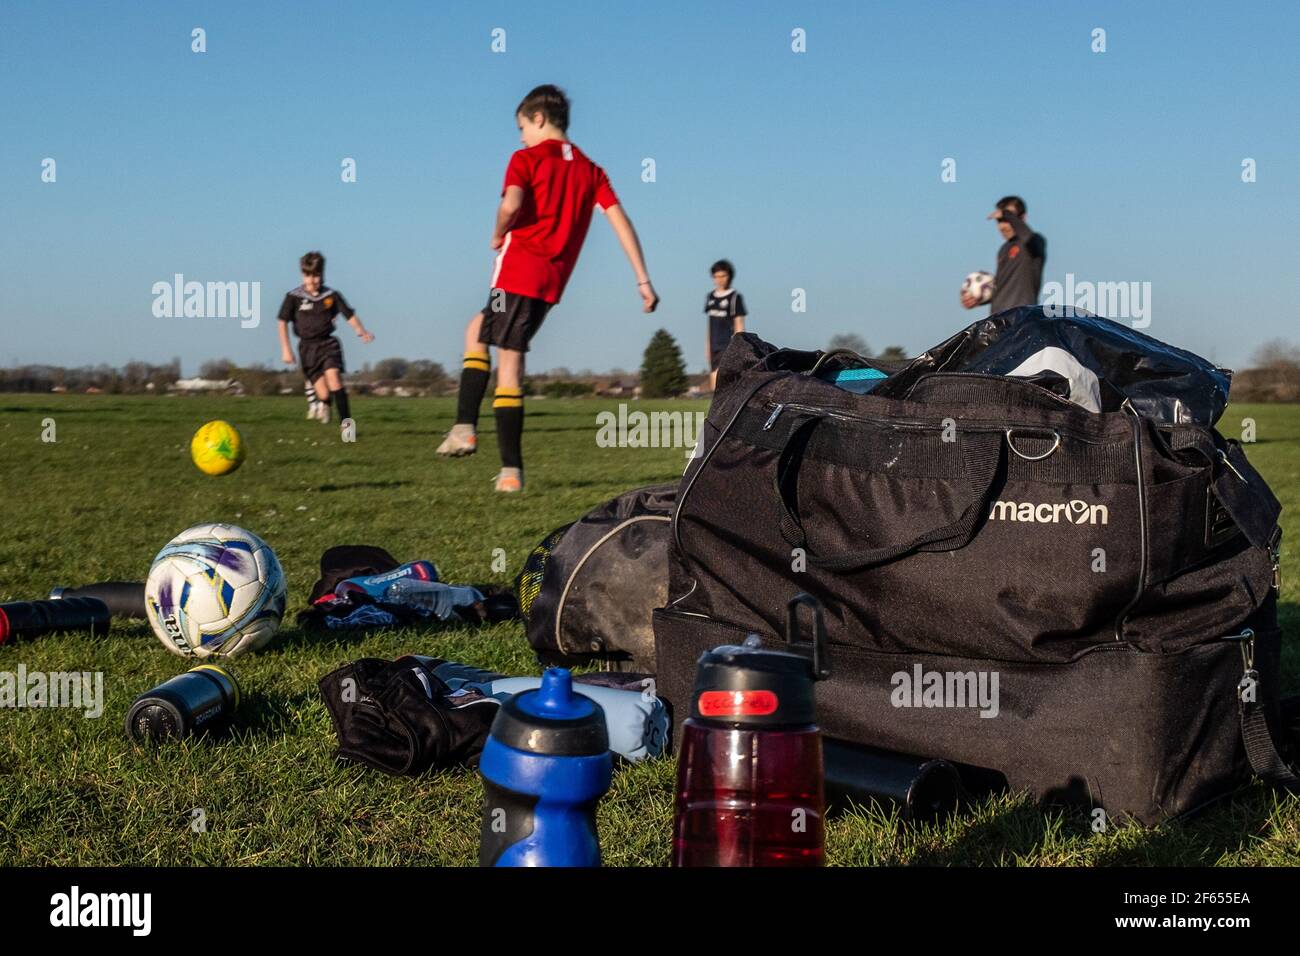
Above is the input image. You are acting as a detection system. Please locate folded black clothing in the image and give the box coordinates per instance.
[318,656,497,775]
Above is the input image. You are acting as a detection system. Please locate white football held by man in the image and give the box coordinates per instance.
[961,270,996,306]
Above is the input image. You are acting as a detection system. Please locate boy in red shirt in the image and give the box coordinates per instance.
[437,85,659,492]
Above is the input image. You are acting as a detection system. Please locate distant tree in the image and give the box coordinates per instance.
[876,345,909,363]
[89,363,120,392]
[640,329,688,398]
[829,333,871,356]
[1251,339,1300,370]
[373,357,410,380]
[199,358,233,379]
[542,380,596,398]
[1239,338,1300,402]
[403,360,449,393]
[123,361,151,387]
[148,364,178,392]
[230,363,293,396]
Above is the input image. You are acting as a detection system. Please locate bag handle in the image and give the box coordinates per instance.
[775,415,1003,572]
[1232,629,1300,788]
[808,348,874,376]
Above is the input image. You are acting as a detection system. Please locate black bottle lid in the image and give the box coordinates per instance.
[125,690,191,742]
[690,635,818,728]
[488,668,609,757]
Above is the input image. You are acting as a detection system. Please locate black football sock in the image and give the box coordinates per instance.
[456,350,491,427]
[331,387,351,423]
[493,387,524,469]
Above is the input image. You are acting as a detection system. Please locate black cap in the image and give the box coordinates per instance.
[488,668,609,757]
[125,688,192,742]
[690,635,817,729]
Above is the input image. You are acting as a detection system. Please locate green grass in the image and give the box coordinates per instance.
[0,395,1298,866]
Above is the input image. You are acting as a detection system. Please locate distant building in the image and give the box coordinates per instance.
[171,377,245,395]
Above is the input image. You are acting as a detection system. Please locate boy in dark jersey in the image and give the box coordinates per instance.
[961,195,1047,314]
[704,259,747,391]
[277,251,374,434]
[436,84,659,492]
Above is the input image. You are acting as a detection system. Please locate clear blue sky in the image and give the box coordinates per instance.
[2,0,1296,376]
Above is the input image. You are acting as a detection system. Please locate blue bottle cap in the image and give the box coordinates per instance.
[514,668,597,721]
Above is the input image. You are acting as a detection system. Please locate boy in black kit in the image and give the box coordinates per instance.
[704,259,746,391]
[277,251,374,434]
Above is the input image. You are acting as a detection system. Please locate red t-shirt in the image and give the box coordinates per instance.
[491,139,620,304]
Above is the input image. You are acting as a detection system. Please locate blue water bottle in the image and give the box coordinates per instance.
[478,668,612,867]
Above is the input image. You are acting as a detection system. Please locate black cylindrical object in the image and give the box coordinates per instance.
[823,738,962,824]
[50,582,146,619]
[125,665,241,743]
[0,597,111,645]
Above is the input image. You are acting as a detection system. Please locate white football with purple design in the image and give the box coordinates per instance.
[961,270,996,305]
[144,523,286,658]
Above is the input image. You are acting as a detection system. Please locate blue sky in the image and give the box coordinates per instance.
[1,0,1296,375]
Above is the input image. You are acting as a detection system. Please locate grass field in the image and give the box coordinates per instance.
[1,394,1298,866]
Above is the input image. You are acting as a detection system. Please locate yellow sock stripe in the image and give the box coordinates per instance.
[493,388,524,409]
[463,351,490,372]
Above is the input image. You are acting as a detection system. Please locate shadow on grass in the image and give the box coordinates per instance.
[234,687,325,742]
[0,406,67,415]
[906,785,1289,866]
[317,480,413,492]
[1087,787,1286,866]
[262,625,380,654]
[267,618,501,654]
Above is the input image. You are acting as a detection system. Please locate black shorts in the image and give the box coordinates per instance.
[478,289,552,353]
[299,335,345,382]
[710,337,733,371]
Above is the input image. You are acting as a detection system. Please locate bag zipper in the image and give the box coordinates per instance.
[660,606,1259,666]
[762,399,1119,445]
[763,400,953,433]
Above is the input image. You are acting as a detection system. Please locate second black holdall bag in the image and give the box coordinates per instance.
[655,315,1289,825]
[517,483,676,671]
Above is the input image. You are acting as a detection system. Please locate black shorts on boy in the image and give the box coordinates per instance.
[299,335,345,381]
[478,288,552,353]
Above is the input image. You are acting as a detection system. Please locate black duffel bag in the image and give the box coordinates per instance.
[517,483,676,671]
[655,328,1289,825]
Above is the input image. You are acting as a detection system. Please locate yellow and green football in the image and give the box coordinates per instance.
[190,420,245,476]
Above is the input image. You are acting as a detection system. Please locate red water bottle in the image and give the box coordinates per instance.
[672,593,831,867]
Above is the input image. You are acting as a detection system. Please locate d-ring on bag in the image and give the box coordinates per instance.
[655,322,1287,825]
